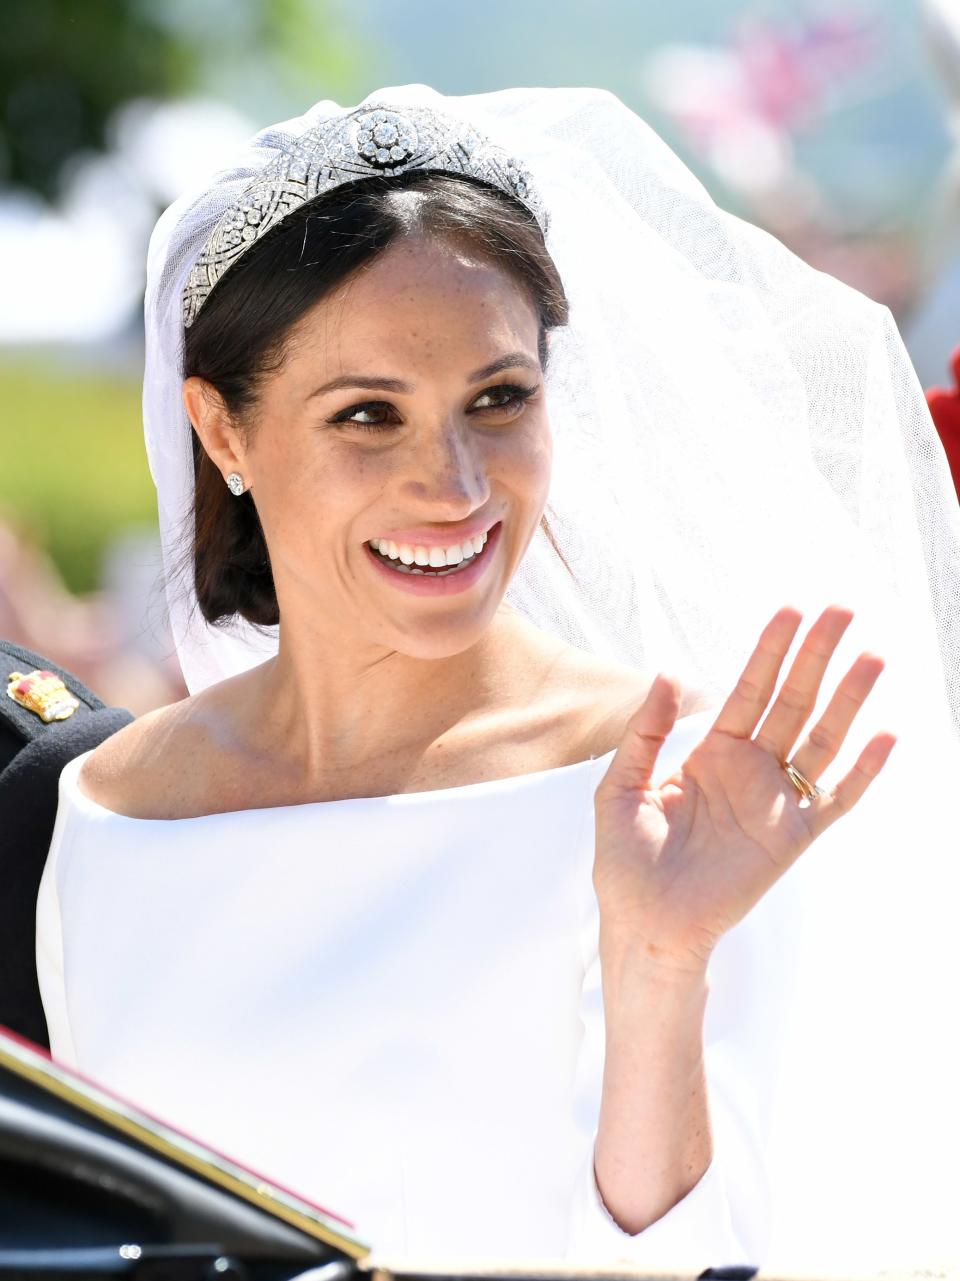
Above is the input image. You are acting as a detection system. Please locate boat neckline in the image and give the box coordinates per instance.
[61,743,620,825]
[61,708,714,825]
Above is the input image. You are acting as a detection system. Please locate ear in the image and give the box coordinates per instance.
[182,377,249,488]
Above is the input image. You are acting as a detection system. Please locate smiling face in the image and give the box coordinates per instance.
[187,232,553,661]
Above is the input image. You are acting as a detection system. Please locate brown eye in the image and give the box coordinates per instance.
[471,384,538,414]
[328,401,397,432]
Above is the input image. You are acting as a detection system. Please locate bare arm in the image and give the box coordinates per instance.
[594,928,710,1233]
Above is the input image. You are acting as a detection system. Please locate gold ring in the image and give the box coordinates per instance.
[784,759,824,804]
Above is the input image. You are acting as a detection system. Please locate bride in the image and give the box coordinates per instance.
[35,86,960,1270]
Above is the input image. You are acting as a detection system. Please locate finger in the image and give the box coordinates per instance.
[790,652,886,782]
[598,672,682,797]
[753,605,854,761]
[710,606,804,740]
[805,731,897,838]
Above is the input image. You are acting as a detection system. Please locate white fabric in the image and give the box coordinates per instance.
[37,708,786,1269]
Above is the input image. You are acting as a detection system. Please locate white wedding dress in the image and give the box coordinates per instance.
[35,706,798,1270]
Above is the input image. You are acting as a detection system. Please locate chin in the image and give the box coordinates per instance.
[386,605,504,662]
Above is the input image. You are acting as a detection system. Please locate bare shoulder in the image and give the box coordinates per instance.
[549,646,716,760]
[76,685,231,819]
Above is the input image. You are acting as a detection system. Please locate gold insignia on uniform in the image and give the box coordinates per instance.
[6,669,81,723]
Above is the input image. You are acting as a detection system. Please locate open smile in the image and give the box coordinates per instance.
[363,521,502,597]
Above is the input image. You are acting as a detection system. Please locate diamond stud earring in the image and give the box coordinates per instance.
[226,472,245,496]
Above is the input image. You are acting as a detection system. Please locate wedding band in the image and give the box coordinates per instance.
[783,759,824,803]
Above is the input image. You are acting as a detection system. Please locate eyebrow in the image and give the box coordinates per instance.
[306,351,540,400]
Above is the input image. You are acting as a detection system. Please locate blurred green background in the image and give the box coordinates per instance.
[0,358,148,591]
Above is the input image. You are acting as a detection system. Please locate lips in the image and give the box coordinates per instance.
[363,520,502,597]
[368,518,497,551]
[368,527,489,574]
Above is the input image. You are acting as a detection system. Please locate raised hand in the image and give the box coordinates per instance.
[592,604,897,974]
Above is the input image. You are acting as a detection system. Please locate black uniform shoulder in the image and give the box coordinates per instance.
[0,638,134,780]
[1,638,135,1049]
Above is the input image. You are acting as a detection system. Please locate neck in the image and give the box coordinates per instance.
[245,603,554,780]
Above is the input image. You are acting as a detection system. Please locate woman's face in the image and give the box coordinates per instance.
[200,232,552,659]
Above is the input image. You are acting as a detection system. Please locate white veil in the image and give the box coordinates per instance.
[143,85,960,1269]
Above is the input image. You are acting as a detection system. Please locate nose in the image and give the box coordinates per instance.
[400,419,491,516]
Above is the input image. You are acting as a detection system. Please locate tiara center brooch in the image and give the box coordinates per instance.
[354,109,419,168]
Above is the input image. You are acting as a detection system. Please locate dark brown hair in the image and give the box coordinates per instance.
[182,169,570,627]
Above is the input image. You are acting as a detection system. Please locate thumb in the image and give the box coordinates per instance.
[600,673,683,796]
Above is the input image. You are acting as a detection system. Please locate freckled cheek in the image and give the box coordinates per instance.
[253,447,387,564]
[487,427,553,509]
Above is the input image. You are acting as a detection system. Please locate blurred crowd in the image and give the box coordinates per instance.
[0,511,186,714]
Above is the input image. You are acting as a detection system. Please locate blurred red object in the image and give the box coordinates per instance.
[926,345,960,502]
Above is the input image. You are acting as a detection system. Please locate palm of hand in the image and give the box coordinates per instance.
[593,606,896,973]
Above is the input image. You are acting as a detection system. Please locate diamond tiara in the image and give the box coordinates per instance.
[181,102,548,329]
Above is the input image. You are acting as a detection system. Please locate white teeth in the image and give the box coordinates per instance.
[369,525,493,568]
